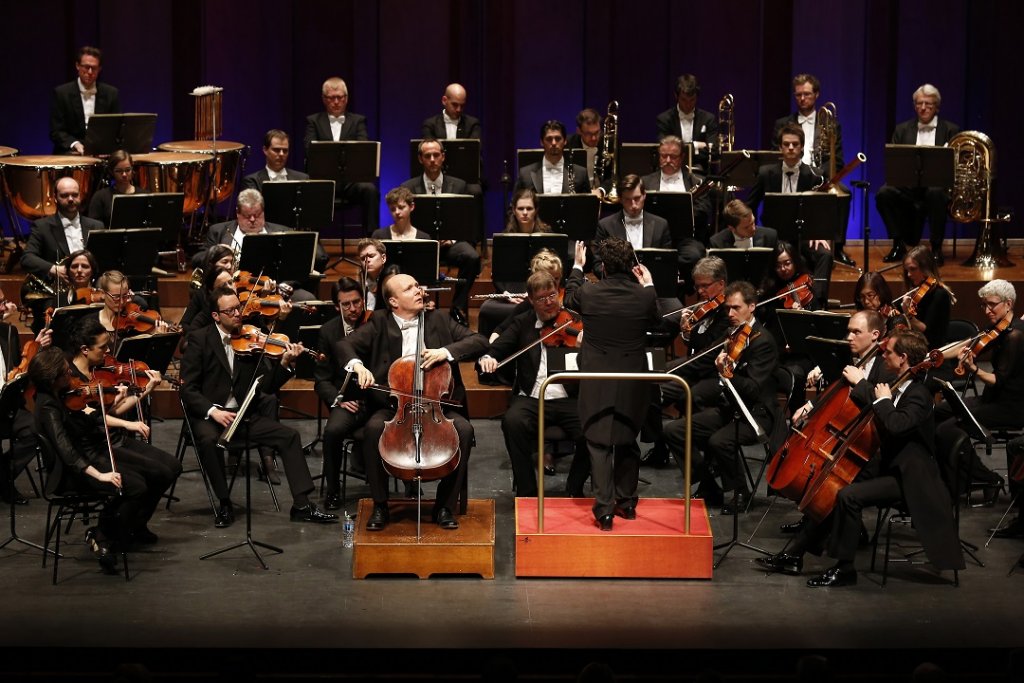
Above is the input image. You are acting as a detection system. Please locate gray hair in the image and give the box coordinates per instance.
[236,188,264,212]
[913,83,942,107]
[322,77,348,97]
[978,279,1016,304]
[692,256,727,282]
[659,135,684,152]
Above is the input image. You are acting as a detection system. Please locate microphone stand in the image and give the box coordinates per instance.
[852,180,871,273]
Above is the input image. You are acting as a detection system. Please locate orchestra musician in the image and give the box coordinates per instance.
[341,273,488,531]
[314,277,371,510]
[86,150,136,227]
[934,280,1023,503]
[421,83,481,140]
[900,245,952,350]
[709,199,777,249]
[566,108,602,183]
[179,286,338,528]
[49,46,120,155]
[91,270,170,340]
[303,76,379,233]
[758,329,964,587]
[488,249,565,343]
[562,239,659,530]
[240,129,309,192]
[664,281,779,514]
[515,120,592,195]
[479,271,589,498]
[641,135,712,246]
[853,271,896,313]
[180,245,236,337]
[355,238,393,313]
[655,74,717,176]
[771,73,855,267]
[876,84,961,264]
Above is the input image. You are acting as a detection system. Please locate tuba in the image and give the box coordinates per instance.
[812,102,838,181]
[716,94,735,156]
[949,131,995,224]
[595,100,620,203]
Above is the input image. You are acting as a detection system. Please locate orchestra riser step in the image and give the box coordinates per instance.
[352,497,495,579]
[514,497,714,579]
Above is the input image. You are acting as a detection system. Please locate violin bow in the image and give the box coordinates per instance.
[492,309,581,371]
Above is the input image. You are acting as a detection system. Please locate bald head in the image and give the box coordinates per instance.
[442,83,467,120]
[55,177,82,219]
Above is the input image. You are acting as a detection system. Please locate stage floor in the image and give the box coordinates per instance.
[1,418,1021,679]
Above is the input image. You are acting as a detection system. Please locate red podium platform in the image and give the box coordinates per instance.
[514,497,713,579]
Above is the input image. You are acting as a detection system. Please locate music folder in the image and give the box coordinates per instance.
[410,194,478,244]
[86,228,163,279]
[762,192,838,243]
[618,143,660,177]
[409,139,481,185]
[720,150,782,188]
[307,141,381,184]
[884,144,955,189]
[805,336,853,385]
[490,233,570,284]
[707,247,775,286]
[776,310,850,354]
[380,239,440,288]
[262,180,336,229]
[238,232,319,282]
[83,113,157,155]
[115,331,182,374]
[536,194,600,244]
[109,193,185,243]
[635,248,679,299]
[644,191,696,242]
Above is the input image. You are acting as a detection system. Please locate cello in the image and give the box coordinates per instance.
[377,309,461,483]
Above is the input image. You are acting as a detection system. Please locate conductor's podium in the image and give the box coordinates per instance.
[352,498,495,579]
[515,497,713,579]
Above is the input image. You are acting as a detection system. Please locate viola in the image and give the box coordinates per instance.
[720,322,758,379]
[955,312,1013,376]
[539,309,582,348]
[378,310,461,482]
[230,324,325,362]
[114,302,181,334]
[903,276,938,318]
[680,294,724,338]
[777,273,814,310]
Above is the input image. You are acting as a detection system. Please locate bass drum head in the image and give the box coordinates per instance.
[158,140,246,204]
[0,155,101,220]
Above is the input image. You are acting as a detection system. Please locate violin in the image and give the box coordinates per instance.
[63,374,142,412]
[239,290,288,318]
[680,294,724,337]
[95,355,152,391]
[955,312,1013,376]
[902,276,938,318]
[539,309,582,348]
[233,271,275,294]
[777,273,814,310]
[6,307,53,382]
[114,302,181,334]
[72,287,105,305]
[720,322,759,379]
[230,324,325,362]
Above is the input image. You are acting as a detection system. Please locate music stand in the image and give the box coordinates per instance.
[409,194,479,243]
[238,232,319,282]
[636,248,679,298]
[884,145,955,190]
[762,192,839,245]
[805,336,853,384]
[380,239,440,287]
[619,143,660,177]
[86,228,163,279]
[48,303,103,351]
[491,233,570,284]
[536,194,600,243]
[721,150,782,188]
[115,331,182,374]
[409,139,481,185]
[262,180,336,229]
[645,191,696,242]
[83,113,157,156]
[307,141,381,184]
[109,193,185,243]
[707,247,775,286]
[776,310,851,352]
[0,375,49,554]
[517,148,588,171]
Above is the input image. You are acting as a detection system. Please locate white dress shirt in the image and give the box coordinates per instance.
[61,214,85,252]
[265,167,289,181]
[659,171,688,192]
[423,172,445,194]
[797,111,816,165]
[528,318,569,400]
[677,107,695,143]
[623,213,644,250]
[442,111,459,140]
[782,163,801,193]
[916,118,939,146]
[542,158,564,194]
[329,114,345,141]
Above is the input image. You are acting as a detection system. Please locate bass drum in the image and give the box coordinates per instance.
[132,152,213,215]
[0,155,101,220]
[158,140,246,205]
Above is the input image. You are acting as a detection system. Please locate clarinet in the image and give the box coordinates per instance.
[565,146,576,195]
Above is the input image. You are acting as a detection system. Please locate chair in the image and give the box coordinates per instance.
[37,435,129,584]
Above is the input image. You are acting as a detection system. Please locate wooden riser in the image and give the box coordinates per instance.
[352,497,495,579]
[514,497,714,579]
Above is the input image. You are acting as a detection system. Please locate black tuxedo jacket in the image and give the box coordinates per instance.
[400,175,469,195]
[240,167,310,193]
[772,113,845,177]
[515,161,591,194]
[193,219,327,272]
[303,111,370,151]
[21,213,105,278]
[0,323,23,410]
[337,309,487,412]
[420,113,481,140]
[49,80,121,153]
[746,163,822,216]
[890,117,960,146]
[314,315,365,406]
[180,323,294,420]
[484,308,579,399]
[640,169,712,234]
[655,107,717,172]
[708,225,779,249]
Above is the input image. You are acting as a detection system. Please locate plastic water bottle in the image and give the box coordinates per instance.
[342,512,355,548]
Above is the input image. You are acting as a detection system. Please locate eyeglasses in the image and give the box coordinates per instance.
[218,305,242,315]
[532,292,559,305]
[982,300,1005,310]
[323,94,347,101]
[77,63,99,72]
[694,281,718,292]
[112,167,132,175]
[104,291,128,301]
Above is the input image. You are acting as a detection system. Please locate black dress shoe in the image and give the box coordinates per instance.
[641,442,669,468]
[779,518,805,534]
[978,478,1005,506]
[755,552,803,575]
[435,507,459,530]
[614,505,637,520]
[85,527,118,574]
[214,502,234,528]
[404,480,420,498]
[366,503,389,531]
[290,502,339,524]
[597,514,614,531]
[834,250,856,268]
[696,484,724,508]
[324,492,341,511]
[882,244,906,263]
[721,490,750,515]
[450,307,469,327]
[807,566,858,587]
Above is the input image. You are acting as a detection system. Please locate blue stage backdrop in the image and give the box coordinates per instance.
[1,0,1019,247]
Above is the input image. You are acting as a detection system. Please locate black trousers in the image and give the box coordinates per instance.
[935,398,1019,492]
[828,475,903,563]
[587,440,640,519]
[502,395,586,497]
[361,406,472,513]
[876,184,948,247]
[1,409,37,495]
[669,404,772,493]
[322,403,368,495]
[442,241,481,313]
[341,182,379,233]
